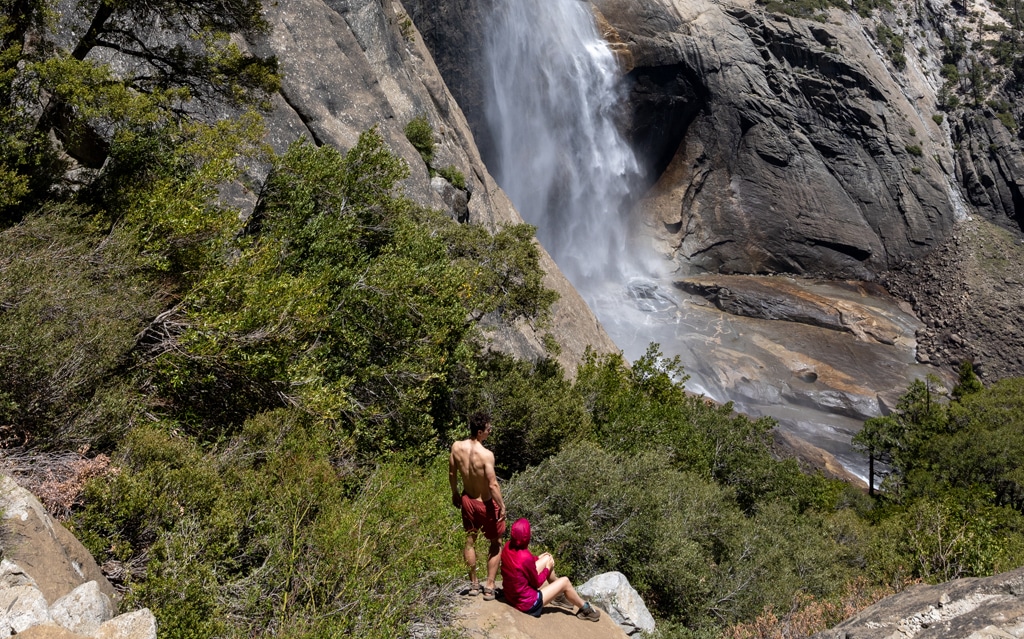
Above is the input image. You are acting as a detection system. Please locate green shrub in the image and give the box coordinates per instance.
[435,164,466,190]
[933,113,945,125]
[507,442,854,629]
[146,130,555,452]
[0,212,162,447]
[404,115,435,166]
[74,411,467,639]
[906,144,923,156]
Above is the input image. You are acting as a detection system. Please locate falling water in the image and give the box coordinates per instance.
[482,0,642,288]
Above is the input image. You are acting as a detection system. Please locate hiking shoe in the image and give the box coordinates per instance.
[551,593,573,611]
[576,602,600,622]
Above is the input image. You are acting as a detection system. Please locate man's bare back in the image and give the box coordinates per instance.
[450,439,497,501]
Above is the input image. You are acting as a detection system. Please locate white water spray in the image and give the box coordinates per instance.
[483,0,642,288]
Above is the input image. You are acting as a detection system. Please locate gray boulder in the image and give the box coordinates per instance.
[93,609,157,639]
[578,571,655,636]
[813,565,1024,639]
[0,585,50,638]
[49,581,114,635]
[0,475,117,607]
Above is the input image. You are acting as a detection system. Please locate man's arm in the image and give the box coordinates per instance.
[448,446,461,508]
[484,452,505,521]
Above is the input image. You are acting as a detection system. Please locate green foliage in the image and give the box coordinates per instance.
[853,0,894,17]
[507,443,855,630]
[404,114,435,166]
[454,353,590,476]
[933,113,945,125]
[906,144,923,156]
[435,164,466,189]
[0,0,278,226]
[74,412,466,639]
[854,376,1024,583]
[0,212,162,447]
[150,130,555,455]
[573,346,841,514]
[876,25,907,70]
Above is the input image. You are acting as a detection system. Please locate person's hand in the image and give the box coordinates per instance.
[498,506,506,521]
[452,494,461,509]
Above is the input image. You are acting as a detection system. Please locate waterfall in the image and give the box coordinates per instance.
[482,0,642,289]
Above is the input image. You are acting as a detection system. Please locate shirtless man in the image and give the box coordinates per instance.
[449,411,506,600]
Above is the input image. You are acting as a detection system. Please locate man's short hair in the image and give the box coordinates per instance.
[469,411,491,437]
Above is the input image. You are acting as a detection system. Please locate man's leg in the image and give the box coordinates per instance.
[464,531,479,587]
[485,538,501,589]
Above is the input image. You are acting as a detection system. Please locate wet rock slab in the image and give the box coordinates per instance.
[594,273,947,479]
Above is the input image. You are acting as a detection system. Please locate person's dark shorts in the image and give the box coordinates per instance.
[526,590,543,618]
[460,493,506,540]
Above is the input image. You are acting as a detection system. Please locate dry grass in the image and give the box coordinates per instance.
[723,577,905,639]
[0,447,118,521]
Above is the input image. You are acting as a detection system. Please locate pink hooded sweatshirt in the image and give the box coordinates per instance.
[500,518,550,612]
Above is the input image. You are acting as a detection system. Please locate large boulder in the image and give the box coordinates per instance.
[578,572,656,636]
[0,475,116,606]
[813,565,1024,639]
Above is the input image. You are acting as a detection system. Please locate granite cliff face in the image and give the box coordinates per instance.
[411,0,960,279]
[407,0,1024,384]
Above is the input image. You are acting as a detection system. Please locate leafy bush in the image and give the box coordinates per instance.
[435,164,467,189]
[74,411,467,639]
[905,144,923,156]
[149,129,555,454]
[0,212,162,447]
[507,442,855,630]
[404,114,435,166]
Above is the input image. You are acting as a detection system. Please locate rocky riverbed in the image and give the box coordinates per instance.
[588,268,948,481]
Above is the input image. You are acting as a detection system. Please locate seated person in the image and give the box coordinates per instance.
[500,518,600,622]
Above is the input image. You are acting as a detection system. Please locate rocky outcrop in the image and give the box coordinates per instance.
[247,0,618,372]
[0,476,115,606]
[677,275,907,345]
[0,476,155,639]
[457,583,629,638]
[813,565,1024,639]
[882,215,1024,379]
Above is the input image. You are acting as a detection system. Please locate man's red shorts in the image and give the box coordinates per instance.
[461,493,506,540]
